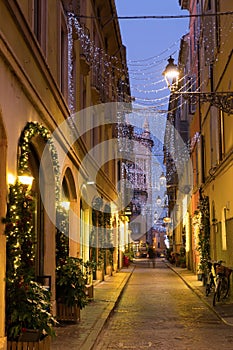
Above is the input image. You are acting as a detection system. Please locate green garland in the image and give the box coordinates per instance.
[18,121,60,202]
[16,121,72,269]
[195,195,210,272]
[7,121,61,275]
[56,205,69,266]
[5,182,35,282]
[4,121,61,339]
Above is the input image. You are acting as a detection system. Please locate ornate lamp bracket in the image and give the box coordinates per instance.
[180,92,233,114]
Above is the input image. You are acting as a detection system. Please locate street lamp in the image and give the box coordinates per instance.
[124,206,132,216]
[159,172,166,186]
[163,56,233,114]
[18,175,34,187]
[17,171,34,190]
[162,56,180,92]
[163,217,171,224]
[8,173,16,185]
[86,180,95,185]
[154,211,158,220]
[156,196,162,206]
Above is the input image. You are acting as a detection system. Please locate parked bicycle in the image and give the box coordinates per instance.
[205,260,215,296]
[213,260,232,306]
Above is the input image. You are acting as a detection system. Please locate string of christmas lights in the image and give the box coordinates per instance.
[128,41,181,64]
[127,15,233,106]
[65,9,233,216]
[66,10,233,113]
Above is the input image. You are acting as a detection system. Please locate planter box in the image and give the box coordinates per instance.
[18,330,41,342]
[57,303,80,323]
[7,335,50,350]
[84,284,94,300]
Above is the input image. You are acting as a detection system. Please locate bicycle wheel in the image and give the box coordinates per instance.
[206,273,211,296]
[218,279,227,301]
[213,279,221,306]
[221,277,229,299]
[213,288,217,306]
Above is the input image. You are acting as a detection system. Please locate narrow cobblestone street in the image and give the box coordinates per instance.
[94,260,233,350]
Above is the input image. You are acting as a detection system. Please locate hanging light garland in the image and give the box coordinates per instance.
[64,9,232,225]
[67,12,130,112]
[129,14,233,106]
[66,10,233,109]
[5,181,36,282]
[5,121,63,290]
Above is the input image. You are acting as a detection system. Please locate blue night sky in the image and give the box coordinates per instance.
[115,1,189,107]
[115,1,189,62]
[114,1,191,200]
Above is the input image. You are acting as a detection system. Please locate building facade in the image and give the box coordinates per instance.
[172,0,233,279]
[0,1,130,348]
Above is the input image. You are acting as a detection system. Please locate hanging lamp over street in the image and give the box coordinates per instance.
[162,56,180,92]
[162,56,233,114]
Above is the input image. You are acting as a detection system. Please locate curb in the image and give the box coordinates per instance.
[83,266,135,350]
[166,263,233,327]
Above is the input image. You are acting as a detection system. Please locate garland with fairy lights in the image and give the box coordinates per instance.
[6,121,60,277]
[193,194,210,274]
[17,122,70,290]
[5,182,35,282]
[5,121,61,339]
[67,10,233,109]
[18,121,60,202]
[56,205,69,266]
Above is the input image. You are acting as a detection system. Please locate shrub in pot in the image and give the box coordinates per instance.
[83,259,96,285]
[82,259,96,300]
[56,257,88,309]
[6,278,57,341]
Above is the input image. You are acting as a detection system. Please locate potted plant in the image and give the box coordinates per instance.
[6,278,57,346]
[56,257,88,322]
[179,247,186,268]
[179,256,186,268]
[83,260,97,300]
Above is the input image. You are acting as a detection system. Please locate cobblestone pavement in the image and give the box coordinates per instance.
[51,267,134,350]
[169,263,233,326]
[51,260,233,350]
